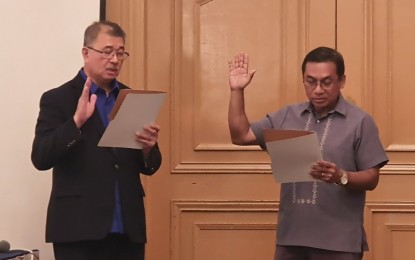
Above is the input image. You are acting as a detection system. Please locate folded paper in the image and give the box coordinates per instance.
[264,129,322,183]
[98,89,166,149]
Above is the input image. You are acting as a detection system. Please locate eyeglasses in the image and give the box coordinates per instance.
[86,46,130,60]
[303,78,339,89]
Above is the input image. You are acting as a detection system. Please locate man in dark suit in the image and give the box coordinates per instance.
[31,20,162,260]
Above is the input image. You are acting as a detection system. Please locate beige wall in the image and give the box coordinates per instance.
[0,1,99,259]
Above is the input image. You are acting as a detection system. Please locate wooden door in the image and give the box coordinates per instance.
[337,1,415,260]
[106,0,415,259]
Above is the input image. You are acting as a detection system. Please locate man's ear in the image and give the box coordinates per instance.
[340,75,346,89]
[82,47,88,59]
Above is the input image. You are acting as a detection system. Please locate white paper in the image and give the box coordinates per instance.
[98,90,166,149]
[264,129,322,183]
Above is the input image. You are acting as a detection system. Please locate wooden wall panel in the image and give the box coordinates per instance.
[339,0,415,163]
[336,0,370,108]
[106,2,173,260]
[171,201,277,260]
[172,0,336,174]
[105,0,146,89]
[105,0,415,260]
[338,0,415,189]
[375,0,415,160]
[365,203,415,260]
[338,1,415,259]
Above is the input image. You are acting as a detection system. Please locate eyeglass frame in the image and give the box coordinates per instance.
[303,76,343,89]
[85,46,130,60]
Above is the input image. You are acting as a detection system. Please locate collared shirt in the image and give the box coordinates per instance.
[251,95,388,253]
[80,69,124,234]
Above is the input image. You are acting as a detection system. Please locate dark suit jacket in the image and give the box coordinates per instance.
[31,72,162,243]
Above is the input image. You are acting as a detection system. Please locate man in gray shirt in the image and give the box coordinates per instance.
[227,47,388,260]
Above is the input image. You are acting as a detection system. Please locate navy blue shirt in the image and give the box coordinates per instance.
[80,69,124,234]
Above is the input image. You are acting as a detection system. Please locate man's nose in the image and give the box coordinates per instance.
[313,83,325,93]
[109,53,120,62]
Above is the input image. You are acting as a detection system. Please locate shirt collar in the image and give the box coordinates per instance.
[300,94,347,117]
[79,68,120,95]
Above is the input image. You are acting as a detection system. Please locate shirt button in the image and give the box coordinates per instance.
[316,120,320,123]
[114,164,120,170]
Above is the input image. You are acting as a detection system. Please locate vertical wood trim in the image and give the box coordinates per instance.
[105,0,146,89]
[335,0,337,49]
[100,0,106,20]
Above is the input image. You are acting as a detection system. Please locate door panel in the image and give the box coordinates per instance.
[106,0,415,259]
[169,1,334,259]
[338,1,415,260]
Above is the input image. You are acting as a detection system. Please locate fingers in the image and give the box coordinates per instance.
[237,52,248,69]
[249,70,256,79]
[81,77,92,98]
[136,124,160,147]
[74,77,96,128]
[89,93,97,107]
[229,52,249,71]
[311,160,335,172]
[242,53,249,69]
[234,53,241,68]
[320,172,333,179]
[143,124,160,135]
[228,60,233,71]
[79,77,94,105]
[310,160,338,183]
[237,53,244,68]
[310,170,334,182]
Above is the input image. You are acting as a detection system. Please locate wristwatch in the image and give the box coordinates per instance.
[340,170,348,186]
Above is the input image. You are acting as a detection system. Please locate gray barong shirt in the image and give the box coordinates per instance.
[251,95,389,253]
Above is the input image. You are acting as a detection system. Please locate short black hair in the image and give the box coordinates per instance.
[83,20,126,46]
[301,47,345,77]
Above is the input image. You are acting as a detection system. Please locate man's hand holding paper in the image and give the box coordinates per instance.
[136,123,160,157]
[264,129,322,183]
[98,89,166,149]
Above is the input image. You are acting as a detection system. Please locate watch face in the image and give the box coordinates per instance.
[341,173,348,185]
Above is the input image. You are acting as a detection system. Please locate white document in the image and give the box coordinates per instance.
[264,129,322,183]
[98,89,166,149]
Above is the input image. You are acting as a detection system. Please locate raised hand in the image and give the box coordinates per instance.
[228,52,256,91]
[73,77,97,128]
